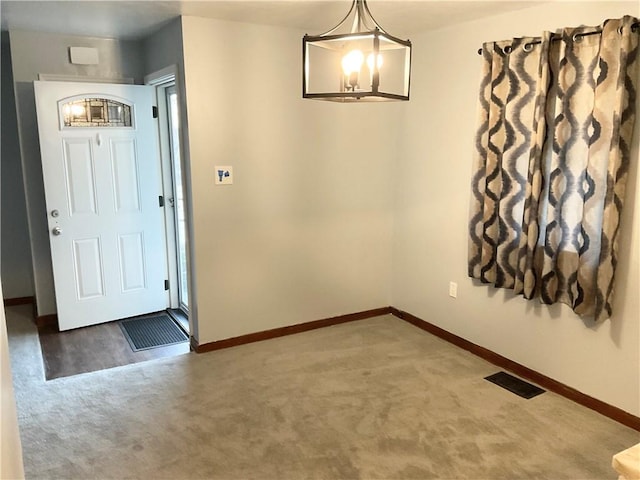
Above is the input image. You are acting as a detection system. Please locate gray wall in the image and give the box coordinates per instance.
[1,32,33,299]
[8,30,145,315]
[143,18,184,78]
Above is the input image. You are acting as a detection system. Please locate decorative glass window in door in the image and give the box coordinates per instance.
[62,97,132,127]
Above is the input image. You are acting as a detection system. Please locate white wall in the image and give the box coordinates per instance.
[181,16,400,343]
[8,31,145,315]
[0,280,25,479]
[392,2,640,416]
[1,33,33,299]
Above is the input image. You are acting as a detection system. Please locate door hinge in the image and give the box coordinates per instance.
[159,195,164,207]
[164,280,170,291]
[152,106,158,118]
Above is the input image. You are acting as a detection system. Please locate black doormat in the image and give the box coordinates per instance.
[119,314,188,352]
[485,371,545,399]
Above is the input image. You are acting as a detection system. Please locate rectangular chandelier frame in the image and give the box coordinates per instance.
[303,28,412,102]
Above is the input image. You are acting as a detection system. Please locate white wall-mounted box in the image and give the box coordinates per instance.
[69,47,99,65]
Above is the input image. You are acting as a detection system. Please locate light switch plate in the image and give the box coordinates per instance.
[215,166,233,185]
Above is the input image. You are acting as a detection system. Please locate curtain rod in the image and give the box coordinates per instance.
[477,21,640,55]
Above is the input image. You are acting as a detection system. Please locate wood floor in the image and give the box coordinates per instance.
[38,314,191,380]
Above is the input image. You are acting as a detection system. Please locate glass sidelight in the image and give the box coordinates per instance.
[166,85,189,312]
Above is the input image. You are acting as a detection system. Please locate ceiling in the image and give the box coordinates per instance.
[0,1,543,40]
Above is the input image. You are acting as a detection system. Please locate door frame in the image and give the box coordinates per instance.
[145,66,194,334]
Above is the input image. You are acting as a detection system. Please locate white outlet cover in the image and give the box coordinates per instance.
[449,282,458,298]
[215,166,233,185]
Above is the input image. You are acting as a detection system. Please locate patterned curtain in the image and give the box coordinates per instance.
[468,16,639,321]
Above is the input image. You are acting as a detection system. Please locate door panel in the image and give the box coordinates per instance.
[118,232,146,292]
[110,138,141,213]
[73,237,105,299]
[35,81,169,331]
[63,138,98,216]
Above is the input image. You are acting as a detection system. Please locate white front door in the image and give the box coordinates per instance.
[34,81,169,331]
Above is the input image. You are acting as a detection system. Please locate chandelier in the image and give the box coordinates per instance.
[303,0,412,102]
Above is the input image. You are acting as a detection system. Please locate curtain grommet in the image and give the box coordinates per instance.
[523,42,533,52]
[573,33,583,42]
[617,25,623,35]
[503,45,513,54]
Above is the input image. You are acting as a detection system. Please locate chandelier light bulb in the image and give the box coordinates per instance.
[342,49,364,91]
[342,49,364,75]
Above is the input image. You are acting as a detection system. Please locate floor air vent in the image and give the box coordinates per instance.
[485,371,545,399]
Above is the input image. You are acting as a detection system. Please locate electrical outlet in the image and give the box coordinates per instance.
[449,281,458,298]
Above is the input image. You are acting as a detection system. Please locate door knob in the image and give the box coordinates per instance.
[52,226,62,236]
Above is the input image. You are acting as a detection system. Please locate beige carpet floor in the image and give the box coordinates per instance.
[6,304,639,479]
